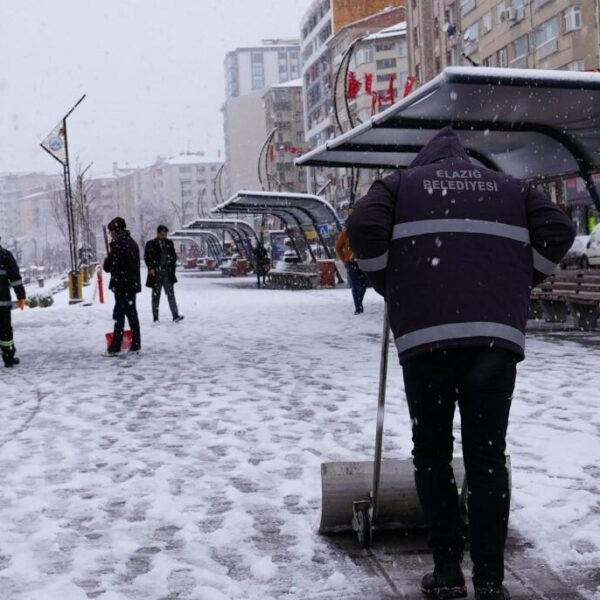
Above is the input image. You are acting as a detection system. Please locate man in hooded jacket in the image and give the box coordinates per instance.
[103,217,141,353]
[347,127,575,600]
[0,239,26,367]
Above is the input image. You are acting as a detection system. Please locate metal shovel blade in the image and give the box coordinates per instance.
[319,457,467,534]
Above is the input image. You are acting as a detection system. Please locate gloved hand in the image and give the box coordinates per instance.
[18,299,26,310]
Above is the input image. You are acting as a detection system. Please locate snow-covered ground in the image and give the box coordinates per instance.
[1,271,598,599]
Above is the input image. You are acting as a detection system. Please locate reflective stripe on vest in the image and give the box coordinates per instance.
[392,219,531,244]
[10,279,23,288]
[395,321,525,355]
[532,249,558,275]
[0,300,13,308]
[357,250,389,272]
[0,339,14,347]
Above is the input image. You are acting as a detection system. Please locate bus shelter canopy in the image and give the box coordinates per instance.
[296,67,600,187]
[213,191,342,231]
[183,219,258,242]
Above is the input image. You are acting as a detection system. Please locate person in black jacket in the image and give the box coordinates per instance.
[0,239,26,367]
[144,225,183,322]
[347,127,575,600]
[103,217,141,354]
[253,240,270,288]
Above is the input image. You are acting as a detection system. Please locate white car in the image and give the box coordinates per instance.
[560,234,590,269]
[581,226,600,269]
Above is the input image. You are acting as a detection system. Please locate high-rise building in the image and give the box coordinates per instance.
[300,0,405,148]
[224,39,301,99]
[263,79,308,194]
[223,40,301,197]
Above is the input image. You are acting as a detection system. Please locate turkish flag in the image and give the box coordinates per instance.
[347,70,361,99]
[403,75,417,98]
[364,73,373,95]
[386,74,396,104]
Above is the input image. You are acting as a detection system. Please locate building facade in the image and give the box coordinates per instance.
[262,79,308,194]
[300,0,405,148]
[225,39,301,100]
[407,1,600,87]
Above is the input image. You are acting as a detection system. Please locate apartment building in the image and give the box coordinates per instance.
[300,0,405,148]
[263,79,308,194]
[460,1,598,71]
[408,1,600,86]
[224,39,301,99]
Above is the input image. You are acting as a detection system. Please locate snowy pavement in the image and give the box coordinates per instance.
[1,272,599,599]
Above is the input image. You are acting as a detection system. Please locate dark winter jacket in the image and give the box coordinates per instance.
[253,244,270,272]
[347,127,575,364]
[0,245,26,309]
[144,237,178,287]
[103,230,141,295]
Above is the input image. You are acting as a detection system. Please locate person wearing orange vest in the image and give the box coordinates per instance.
[335,225,368,314]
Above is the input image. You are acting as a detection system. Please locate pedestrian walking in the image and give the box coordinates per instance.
[103,217,142,354]
[144,225,183,323]
[253,240,270,287]
[347,127,575,600]
[336,224,368,314]
[0,239,26,367]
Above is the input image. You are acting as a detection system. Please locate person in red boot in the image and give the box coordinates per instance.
[103,217,142,354]
[0,238,26,367]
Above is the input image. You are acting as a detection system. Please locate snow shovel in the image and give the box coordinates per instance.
[319,304,468,547]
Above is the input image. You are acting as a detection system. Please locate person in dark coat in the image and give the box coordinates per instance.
[144,225,183,322]
[0,239,26,367]
[103,217,142,354]
[347,127,575,600]
[253,240,270,287]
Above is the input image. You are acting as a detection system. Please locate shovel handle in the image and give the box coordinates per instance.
[371,303,390,524]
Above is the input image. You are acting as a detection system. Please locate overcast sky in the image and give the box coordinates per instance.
[0,0,312,176]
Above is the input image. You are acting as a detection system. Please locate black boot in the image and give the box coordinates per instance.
[2,345,20,368]
[421,563,467,599]
[474,584,510,599]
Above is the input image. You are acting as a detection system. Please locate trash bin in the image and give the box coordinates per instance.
[38,278,44,288]
[236,259,248,276]
[318,259,336,287]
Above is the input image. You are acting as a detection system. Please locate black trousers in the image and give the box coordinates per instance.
[402,347,516,587]
[0,309,15,360]
[111,292,141,348]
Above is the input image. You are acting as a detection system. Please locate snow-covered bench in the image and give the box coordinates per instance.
[530,271,600,329]
[269,263,319,290]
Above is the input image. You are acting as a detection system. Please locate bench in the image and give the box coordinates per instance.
[530,270,600,329]
[269,263,319,290]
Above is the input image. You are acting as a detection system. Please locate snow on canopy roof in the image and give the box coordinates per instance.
[272,78,303,89]
[213,190,342,229]
[363,21,406,42]
[162,154,222,166]
[171,229,222,245]
[296,66,600,182]
[183,218,258,240]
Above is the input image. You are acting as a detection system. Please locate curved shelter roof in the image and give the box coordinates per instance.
[183,218,258,242]
[213,191,342,231]
[296,67,600,208]
[171,230,223,259]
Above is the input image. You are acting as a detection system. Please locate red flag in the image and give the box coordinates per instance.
[403,75,417,98]
[364,73,373,95]
[371,91,381,114]
[347,70,361,99]
[386,74,396,104]
[269,146,275,162]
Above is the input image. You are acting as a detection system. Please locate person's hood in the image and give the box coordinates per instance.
[409,126,471,168]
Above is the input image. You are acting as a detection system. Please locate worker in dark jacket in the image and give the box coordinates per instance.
[253,240,270,288]
[0,240,26,367]
[103,217,141,353]
[144,225,183,322]
[347,127,575,600]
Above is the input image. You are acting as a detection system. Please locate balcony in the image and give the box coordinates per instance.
[535,38,559,61]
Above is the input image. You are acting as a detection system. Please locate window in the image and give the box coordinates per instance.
[497,46,508,67]
[512,34,529,58]
[356,46,374,65]
[375,42,395,52]
[536,16,559,46]
[564,6,582,32]
[179,167,191,173]
[398,39,408,57]
[481,11,493,34]
[376,58,397,69]
[460,0,476,15]
[564,59,585,71]
[413,26,420,47]
[496,1,506,22]
[251,52,264,90]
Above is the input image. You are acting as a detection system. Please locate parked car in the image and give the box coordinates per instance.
[581,226,600,269]
[560,234,590,269]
